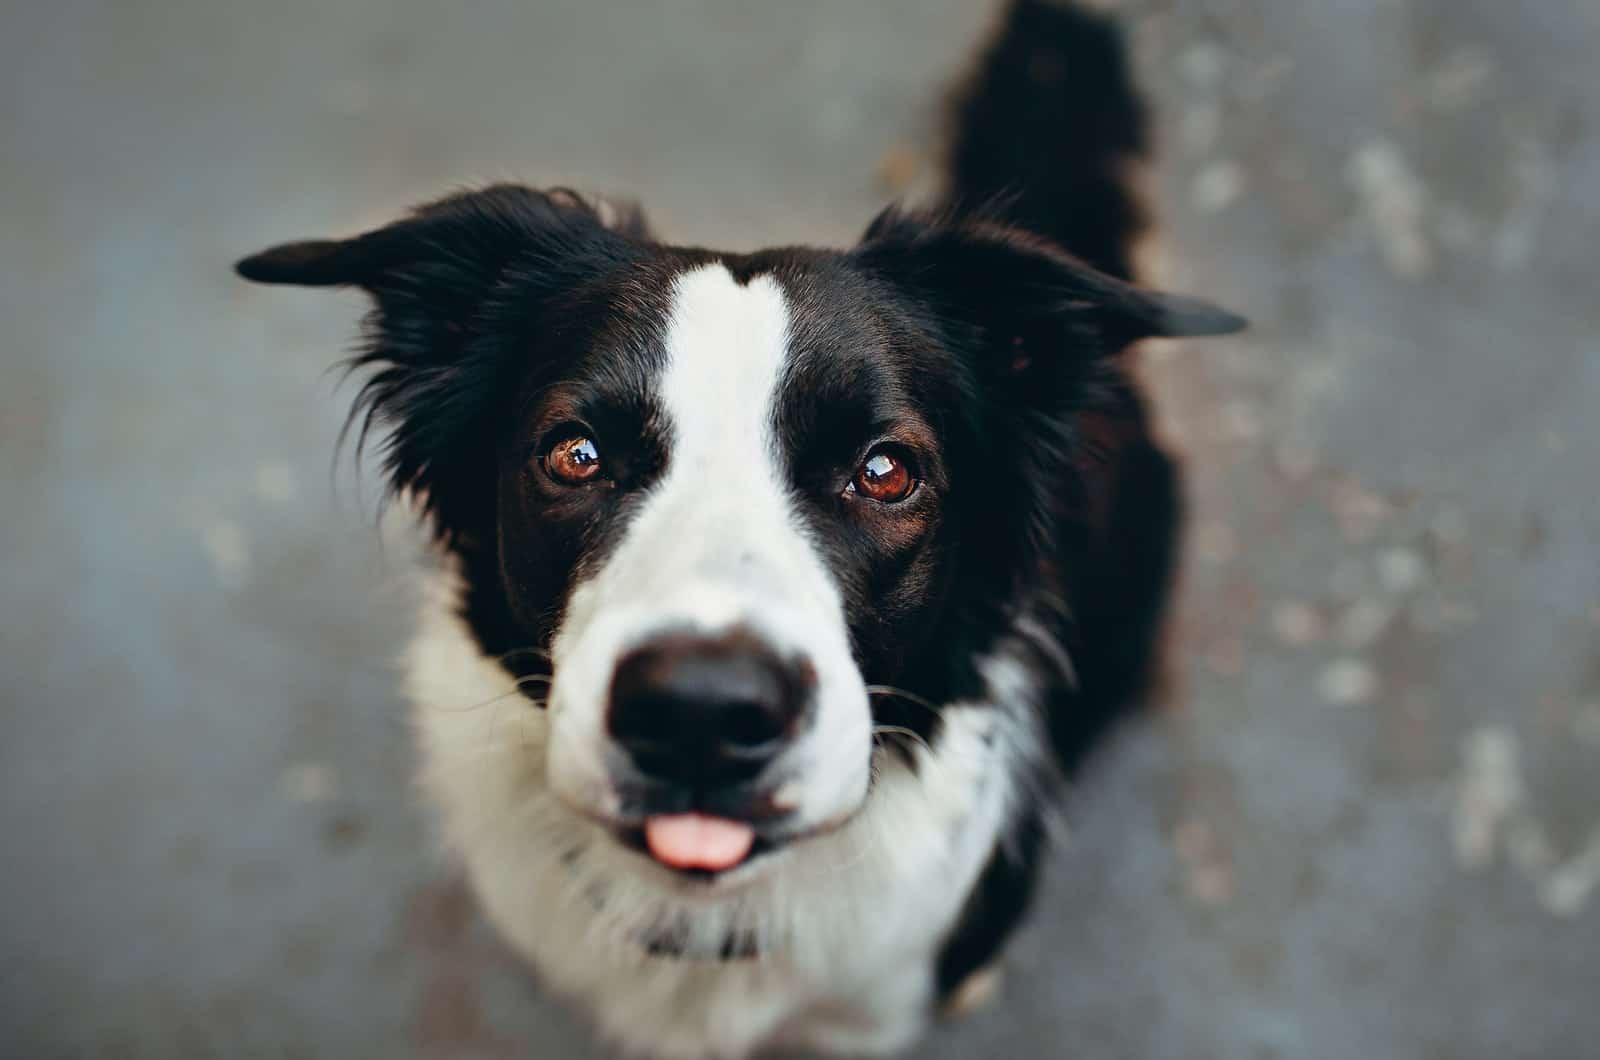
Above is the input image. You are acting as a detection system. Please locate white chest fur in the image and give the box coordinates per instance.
[405,564,1033,1059]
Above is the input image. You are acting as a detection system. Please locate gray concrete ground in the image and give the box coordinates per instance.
[3,0,1597,1056]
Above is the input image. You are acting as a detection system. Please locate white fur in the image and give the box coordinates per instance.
[407,264,1043,1058]
[547,265,870,836]
[411,564,1038,1059]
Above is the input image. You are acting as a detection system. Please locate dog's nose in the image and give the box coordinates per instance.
[607,633,811,788]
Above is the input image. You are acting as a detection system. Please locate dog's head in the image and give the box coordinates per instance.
[238,186,1241,881]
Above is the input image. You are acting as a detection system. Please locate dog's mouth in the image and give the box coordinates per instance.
[603,805,858,884]
[614,814,775,878]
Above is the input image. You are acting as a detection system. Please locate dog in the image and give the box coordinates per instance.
[236,2,1243,1056]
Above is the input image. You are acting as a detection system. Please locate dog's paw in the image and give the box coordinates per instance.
[939,963,1005,1022]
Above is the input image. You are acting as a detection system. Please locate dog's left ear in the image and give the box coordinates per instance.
[851,208,1244,372]
[236,185,650,534]
[236,185,649,292]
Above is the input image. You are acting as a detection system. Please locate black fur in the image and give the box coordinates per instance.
[234,0,1243,1025]
[925,0,1196,1001]
[945,0,1149,281]
[936,806,1045,1000]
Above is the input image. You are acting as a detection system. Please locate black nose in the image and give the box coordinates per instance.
[608,633,812,788]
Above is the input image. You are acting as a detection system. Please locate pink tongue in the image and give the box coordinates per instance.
[643,814,756,872]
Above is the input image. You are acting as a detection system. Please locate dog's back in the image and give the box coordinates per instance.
[929,0,1189,1003]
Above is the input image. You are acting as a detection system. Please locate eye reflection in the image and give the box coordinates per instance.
[850,449,915,503]
[545,434,603,484]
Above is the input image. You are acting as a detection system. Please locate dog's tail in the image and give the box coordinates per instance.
[943,0,1149,281]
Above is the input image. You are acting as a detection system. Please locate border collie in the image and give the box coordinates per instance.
[237,2,1242,1056]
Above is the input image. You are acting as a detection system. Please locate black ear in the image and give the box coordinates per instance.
[852,208,1244,364]
[235,184,647,536]
[235,238,359,285]
[235,186,651,290]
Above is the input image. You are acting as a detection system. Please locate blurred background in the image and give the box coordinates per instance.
[3,0,1597,1056]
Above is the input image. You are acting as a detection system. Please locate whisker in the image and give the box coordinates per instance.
[434,678,549,714]
[865,685,943,717]
[871,724,935,755]
[493,645,555,666]
[435,688,523,714]
[870,723,994,775]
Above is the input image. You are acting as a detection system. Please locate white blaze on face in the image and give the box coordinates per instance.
[547,264,871,827]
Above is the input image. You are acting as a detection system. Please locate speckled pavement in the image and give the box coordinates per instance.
[3,1,1597,1056]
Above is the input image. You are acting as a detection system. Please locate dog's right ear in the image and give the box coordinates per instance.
[235,185,649,532]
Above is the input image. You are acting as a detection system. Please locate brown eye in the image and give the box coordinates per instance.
[544,434,603,484]
[850,449,916,504]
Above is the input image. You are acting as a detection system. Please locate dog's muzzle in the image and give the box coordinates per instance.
[604,630,817,874]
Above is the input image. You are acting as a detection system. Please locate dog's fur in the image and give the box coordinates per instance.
[236,3,1242,1057]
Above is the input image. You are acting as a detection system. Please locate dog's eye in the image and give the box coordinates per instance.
[544,433,604,484]
[848,449,916,504]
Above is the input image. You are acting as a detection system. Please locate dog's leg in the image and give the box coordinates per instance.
[932,811,1044,1017]
[939,962,1007,1021]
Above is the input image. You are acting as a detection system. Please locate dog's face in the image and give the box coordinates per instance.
[239,186,1240,881]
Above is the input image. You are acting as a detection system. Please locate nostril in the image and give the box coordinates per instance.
[611,691,680,749]
[720,699,787,752]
